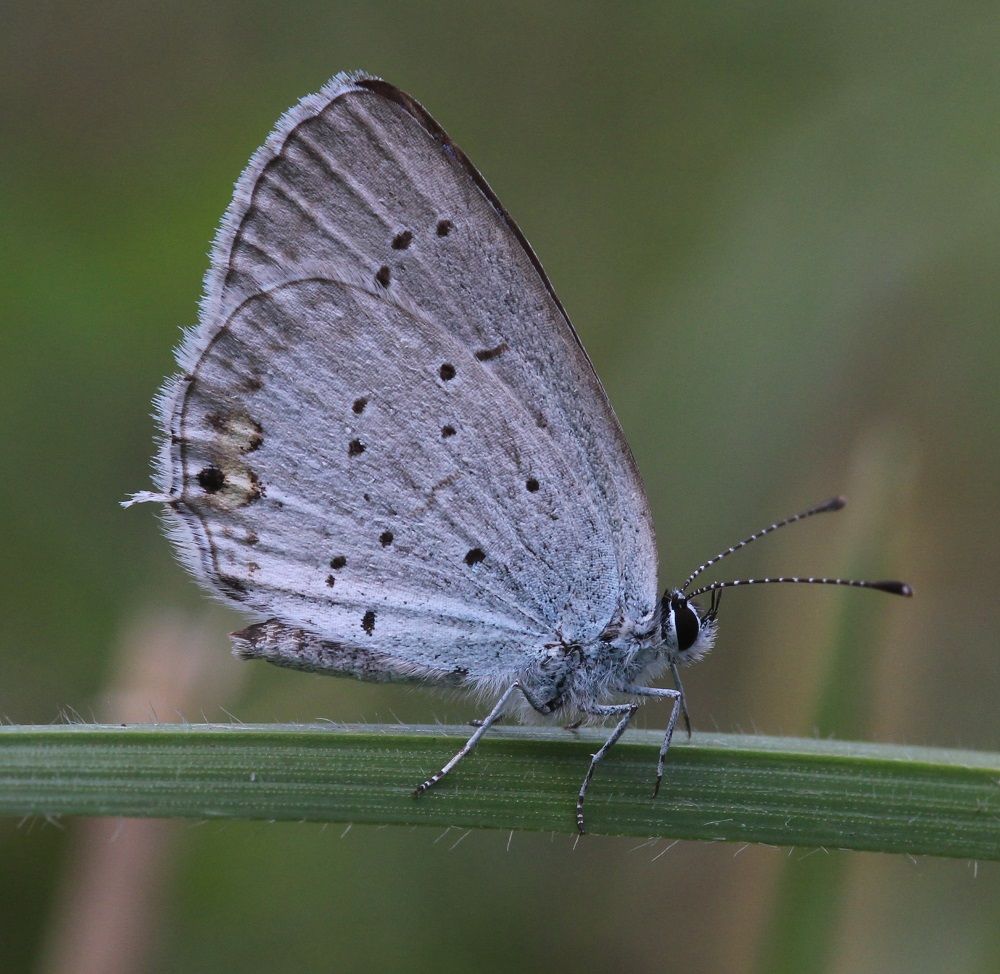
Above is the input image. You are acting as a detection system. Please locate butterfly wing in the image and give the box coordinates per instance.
[154,72,658,679]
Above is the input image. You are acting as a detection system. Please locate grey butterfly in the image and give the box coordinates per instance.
[128,71,911,832]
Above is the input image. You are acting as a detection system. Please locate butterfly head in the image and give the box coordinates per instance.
[659,588,719,665]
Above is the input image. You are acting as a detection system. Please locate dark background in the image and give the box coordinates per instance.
[2,2,998,972]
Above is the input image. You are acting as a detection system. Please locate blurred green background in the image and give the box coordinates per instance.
[2,2,998,972]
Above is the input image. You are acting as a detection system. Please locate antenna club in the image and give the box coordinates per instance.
[874,580,913,597]
[825,495,848,512]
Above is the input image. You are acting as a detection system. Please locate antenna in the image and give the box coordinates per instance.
[687,576,912,599]
[680,496,847,592]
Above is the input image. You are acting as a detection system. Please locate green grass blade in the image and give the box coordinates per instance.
[1,724,997,859]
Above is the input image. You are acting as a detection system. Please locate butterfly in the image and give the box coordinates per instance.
[127,72,911,832]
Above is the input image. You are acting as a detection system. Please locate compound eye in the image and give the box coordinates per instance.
[673,601,700,652]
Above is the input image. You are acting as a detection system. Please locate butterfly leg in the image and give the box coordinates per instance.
[414,682,548,798]
[669,662,693,739]
[575,701,640,834]
[621,685,682,797]
[470,716,502,728]
[470,683,557,726]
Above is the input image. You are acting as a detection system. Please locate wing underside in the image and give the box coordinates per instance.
[153,72,658,678]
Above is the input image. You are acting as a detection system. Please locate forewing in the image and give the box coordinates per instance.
[155,72,658,675]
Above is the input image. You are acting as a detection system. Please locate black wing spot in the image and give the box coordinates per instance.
[361,609,376,635]
[326,575,336,588]
[348,438,366,457]
[475,343,508,362]
[391,230,413,250]
[330,555,347,570]
[197,466,226,493]
[464,547,486,566]
[379,530,394,547]
[352,396,368,415]
[375,265,391,288]
[436,219,453,237]
[526,478,540,492]
[439,363,456,381]
[441,424,456,438]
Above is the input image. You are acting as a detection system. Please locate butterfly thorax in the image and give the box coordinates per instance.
[505,608,672,718]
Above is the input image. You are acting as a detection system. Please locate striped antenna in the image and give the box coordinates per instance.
[680,496,847,592]
[687,576,913,599]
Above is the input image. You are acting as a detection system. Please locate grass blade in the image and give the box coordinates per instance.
[0,723,997,859]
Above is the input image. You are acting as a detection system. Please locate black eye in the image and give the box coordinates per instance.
[673,601,700,652]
